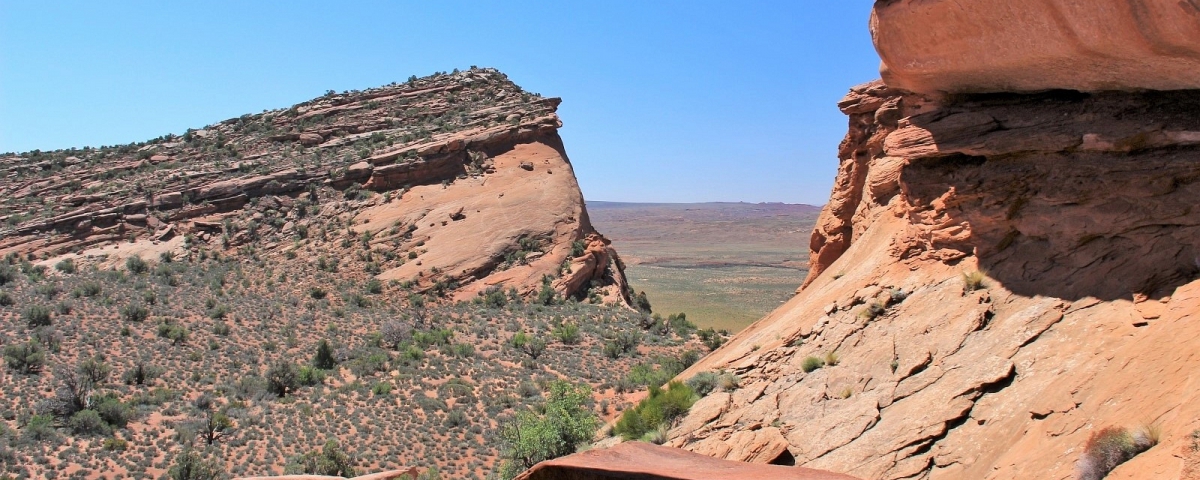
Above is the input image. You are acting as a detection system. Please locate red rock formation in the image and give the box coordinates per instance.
[514,442,859,480]
[668,83,1200,478]
[0,68,629,304]
[873,0,1200,94]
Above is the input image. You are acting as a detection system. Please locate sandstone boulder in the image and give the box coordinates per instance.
[872,0,1200,94]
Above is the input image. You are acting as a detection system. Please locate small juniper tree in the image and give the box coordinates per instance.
[313,339,336,370]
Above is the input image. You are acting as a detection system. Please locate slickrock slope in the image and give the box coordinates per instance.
[0,67,628,304]
[514,442,860,480]
[872,0,1200,94]
[662,7,1200,478]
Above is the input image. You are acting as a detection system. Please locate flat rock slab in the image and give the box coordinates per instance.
[514,442,859,480]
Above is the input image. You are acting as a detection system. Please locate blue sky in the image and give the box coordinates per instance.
[0,1,879,204]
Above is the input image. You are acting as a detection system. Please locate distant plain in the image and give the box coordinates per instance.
[588,202,821,332]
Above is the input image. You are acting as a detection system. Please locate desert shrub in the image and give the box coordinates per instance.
[309,287,327,299]
[371,381,392,396]
[686,372,719,397]
[103,437,129,451]
[157,323,188,344]
[632,290,652,313]
[1076,426,1158,480]
[3,340,45,374]
[801,356,825,373]
[483,288,507,308]
[380,320,412,349]
[450,342,474,358]
[125,256,148,274]
[206,303,228,319]
[613,381,698,441]
[552,322,581,345]
[444,409,468,428]
[212,322,231,336]
[0,264,14,286]
[347,350,389,377]
[962,270,987,293]
[78,356,112,385]
[22,304,51,328]
[123,362,163,386]
[535,276,557,306]
[717,372,740,392]
[285,439,356,477]
[497,381,597,474]
[859,301,886,320]
[54,259,76,274]
[120,302,149,322]
[824,351,840,367]
[365,278,383,294]
[21,415,56,444]
[266,361,299,397]
[68,409,110,436]
[510,331,529,349]
[524,337,547,359]
[94,394,133,428]
[168,447,225,480]
[298,366,326,386]
[603,330,640,359]
[0,291,11,306]
[77,282,102,297]
[697,328,724,351]
[313,339,336,370]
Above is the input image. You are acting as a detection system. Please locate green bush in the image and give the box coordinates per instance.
[613,381,698,441]
[298,366,326,386]
[22,305,51,328]
[552,322,581,345]
[126,256,148,274]
[0,264,14,286]
[285,439,356,477]
[0,291,12,306]
[801,356,824,373]
[120,302,149,322]
[168,447,225,480]
[3,340,45,374]
[21,414,56,443]
[498,381,597,473]
[371,381,392,396]
[266,361,299,397]
[313,339,336,370]
[54,259,76,274]
[68,409,110,436]
[686,372,719,396]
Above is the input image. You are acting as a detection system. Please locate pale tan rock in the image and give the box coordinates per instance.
[872,0,1200,94]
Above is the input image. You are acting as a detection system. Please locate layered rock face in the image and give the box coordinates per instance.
[0,68,628,303]
[661,3,1200,478]
[873,0,1200,94]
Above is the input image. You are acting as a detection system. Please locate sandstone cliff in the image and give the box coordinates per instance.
[656,2,1200,479]
[0,68,628,304]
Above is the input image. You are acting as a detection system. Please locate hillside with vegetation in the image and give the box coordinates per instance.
[0,68,721,479]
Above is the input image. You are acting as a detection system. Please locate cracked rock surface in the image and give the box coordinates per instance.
[666,83,1200,479]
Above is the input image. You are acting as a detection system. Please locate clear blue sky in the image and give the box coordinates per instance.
[0,1,880,205]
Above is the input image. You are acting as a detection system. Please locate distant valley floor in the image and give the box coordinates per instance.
[588,201,820,332]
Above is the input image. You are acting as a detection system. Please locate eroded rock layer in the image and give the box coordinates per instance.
[667,83,1200,479]
[873,0,1200,94]
[0,68,628,303]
